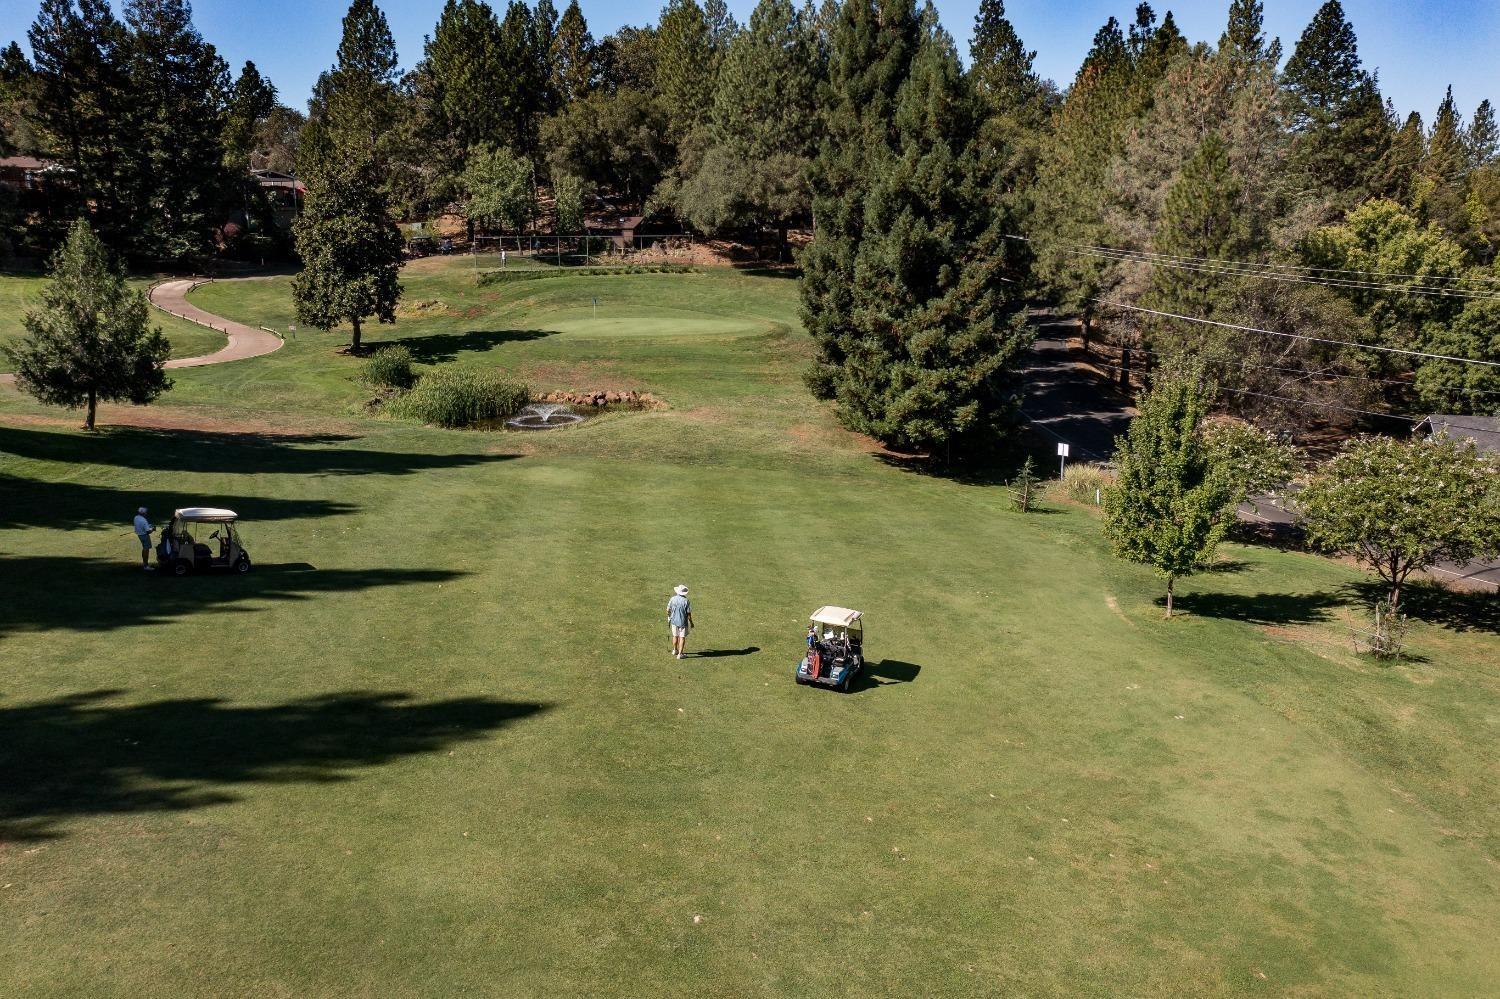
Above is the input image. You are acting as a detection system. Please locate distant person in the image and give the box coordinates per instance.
[133,507,155,571]
[667,584,694,659]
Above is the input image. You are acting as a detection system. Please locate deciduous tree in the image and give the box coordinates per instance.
[1104,372,1237,617]
[1299,432,1500,610]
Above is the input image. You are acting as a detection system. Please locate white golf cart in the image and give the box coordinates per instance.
[796,606,865,692]
[158,507,252,577]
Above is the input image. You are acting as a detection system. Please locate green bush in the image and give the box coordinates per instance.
[362,345,416,389]
[386,367,529,428]
[1062,462,1116,505]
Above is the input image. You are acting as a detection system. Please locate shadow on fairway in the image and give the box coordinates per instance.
[389,328,556,363]
[849,659,922,692]
[0,689,550,842]
[0,474,358,531]
[0,425,523,478]
[1348,580,1500,636]
[0,558,469,635]
[691,647,759,658]
[1164,590,1346,625]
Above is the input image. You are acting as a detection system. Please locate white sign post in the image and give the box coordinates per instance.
[1057,442,1071,479]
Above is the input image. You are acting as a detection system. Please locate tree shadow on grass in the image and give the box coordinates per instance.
[0,474,357,532]
[690,647,759,658]
[0,425,523,478]
[1164,590,1347,625]
[0,689,550,841]
[390,329,555,364]
[1346,580,1500,636]
[849,659,922,693]
[0,558,468,636]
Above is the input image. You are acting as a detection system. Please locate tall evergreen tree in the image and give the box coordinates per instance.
[301,0,400,183]
[532,0,560,115]
[1419,85,1473,240]
[5,219,171,430]
[802,2,1030,458]
[1373,109,1425,204]
[291,158,403,354]
[1467,99,1498,169]
[1146,134,1257,356]
[665,0,820,248]
[423,0,507,156]
[0,42,42,157]
[1281,0,1389,206]
[551,0,598,105]
[655,0,717,138]
[1219,0,1278,65]
[27,0,135,246]
[223,61,277,170]
[498,0,544,156]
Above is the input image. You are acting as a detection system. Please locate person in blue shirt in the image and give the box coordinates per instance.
[666,584,694,659]
[133,507,156,571]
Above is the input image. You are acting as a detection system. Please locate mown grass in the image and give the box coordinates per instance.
[1,257,1498,997]
[0,272,228,373]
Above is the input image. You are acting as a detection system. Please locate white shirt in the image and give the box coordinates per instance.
[133,514,151,537]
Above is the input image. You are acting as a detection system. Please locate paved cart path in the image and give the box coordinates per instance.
[0,278,282,387]
[149,279,284,368]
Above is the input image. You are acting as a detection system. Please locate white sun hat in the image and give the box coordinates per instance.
[674,584,689,597]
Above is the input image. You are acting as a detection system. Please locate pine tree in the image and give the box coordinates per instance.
[0,42,43,157]
[968,0,1046,203]
[423,0,508,156]
[655,0,717,138]
[802,5,1031,458]
[498,0,543,156]
[1104,371,1236,618]
[301,0,400,183]
[667,0,819,246]
[1219,0,1280,67]
[552,0,597,105]
[533,0,560,115]
[5,219,171,430]
[27,0,135,247]
[1281,0,1389,205]
[1467,99,1498,169]
[1146,134,1257,358]
[1420,85,1473,239]
[223,61,278,170]
[291,158,403,354]
[1374,109,1425,204]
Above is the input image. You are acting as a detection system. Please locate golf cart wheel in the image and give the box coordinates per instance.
[235,554,252,574]
[172,559,191,577]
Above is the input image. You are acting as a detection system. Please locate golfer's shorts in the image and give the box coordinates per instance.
[670,626,688,638]
[138,534,151,550]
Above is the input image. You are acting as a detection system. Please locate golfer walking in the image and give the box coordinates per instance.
[133,507,155,571]
[667,584,694,659]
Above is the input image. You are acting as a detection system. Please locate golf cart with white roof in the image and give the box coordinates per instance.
[796,606,865,692]
[158,508,252,576]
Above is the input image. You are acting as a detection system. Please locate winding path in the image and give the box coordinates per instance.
[0,278,282,387]
[149,279,284,368]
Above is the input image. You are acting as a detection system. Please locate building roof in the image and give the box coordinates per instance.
[0,156,53,171]
[1418,415,1500,454]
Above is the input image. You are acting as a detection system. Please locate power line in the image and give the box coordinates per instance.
[1004,234,1500,290]
[1036,242,1500,302]
[1092,298,1500,369]
[1079,355,1419,422]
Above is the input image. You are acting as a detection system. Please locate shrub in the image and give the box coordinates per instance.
[1062,462,1116,505]
[387,367,529,428]
[362,345,416,389]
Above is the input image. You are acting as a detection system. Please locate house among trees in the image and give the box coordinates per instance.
[1417,415,1500,456]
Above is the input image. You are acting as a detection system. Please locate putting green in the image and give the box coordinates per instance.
[2,258,1498,997]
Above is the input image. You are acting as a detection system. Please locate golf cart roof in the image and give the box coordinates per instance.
[811,606,862,628]
[174,507,239,522]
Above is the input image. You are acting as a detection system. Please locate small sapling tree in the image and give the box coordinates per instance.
[1011,455,1040,512]
[1104,373,1238,617]
[5,220,171,430]
[1299,433,1500,612]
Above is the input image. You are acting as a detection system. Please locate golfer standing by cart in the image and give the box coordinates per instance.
[667,584,694,659]
[133,507,155,571]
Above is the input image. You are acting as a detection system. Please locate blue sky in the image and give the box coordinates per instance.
[2,0,1495,121]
